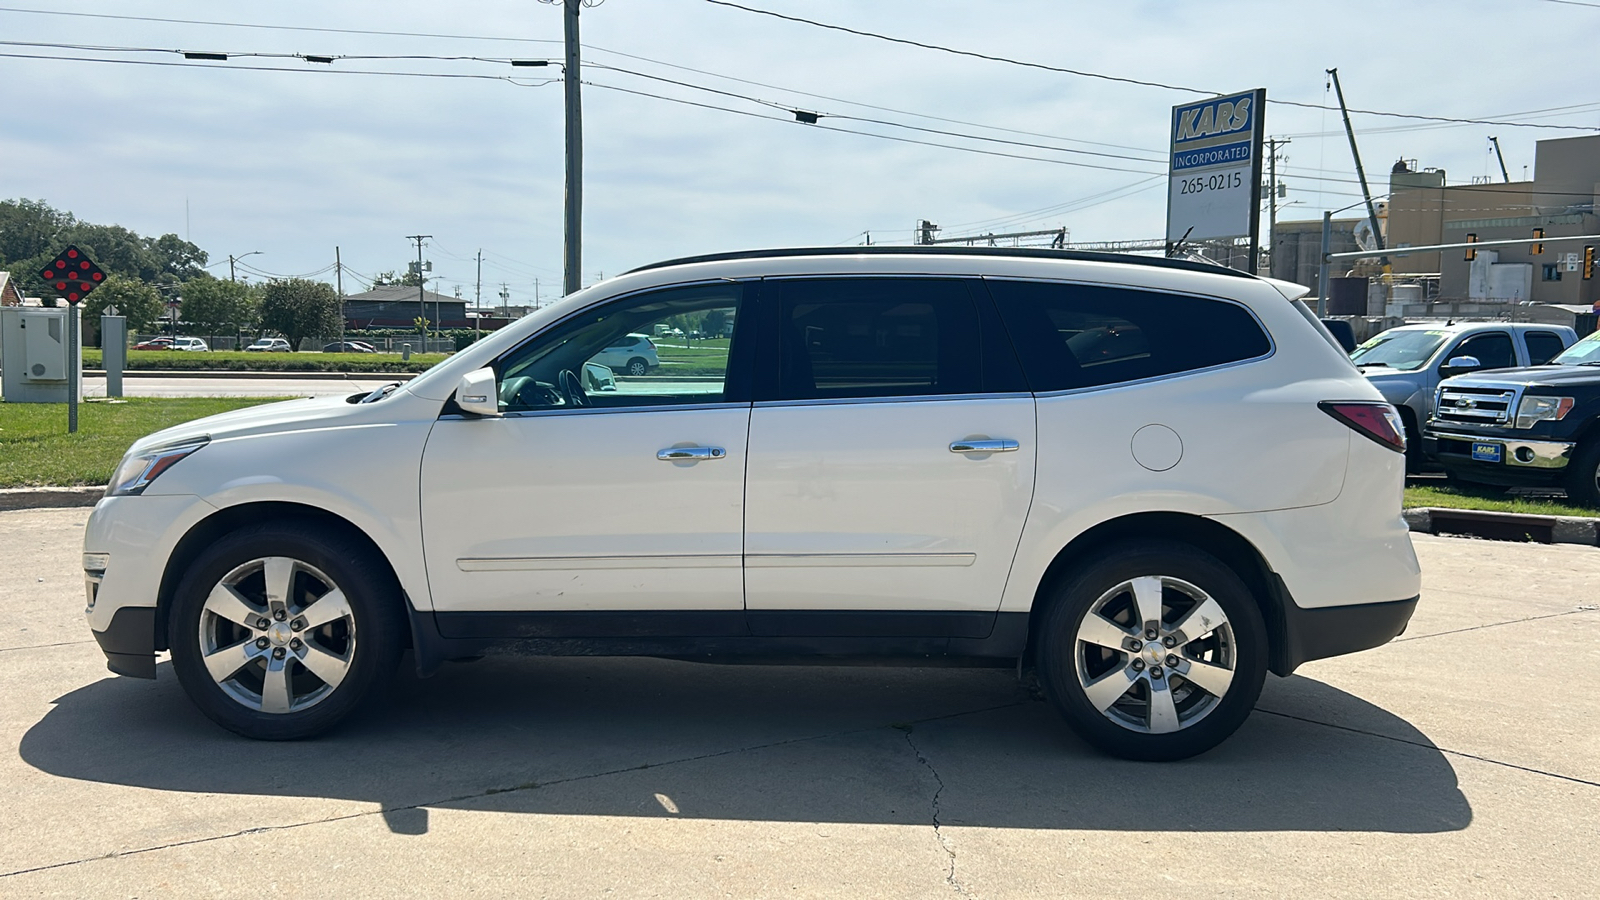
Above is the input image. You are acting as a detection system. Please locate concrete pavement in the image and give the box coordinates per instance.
[1,509,1596,897]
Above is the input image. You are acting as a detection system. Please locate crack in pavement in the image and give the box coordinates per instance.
[0,640,96,655]
[899,725,973,899]
[1,699,1028,880]
[1254,707,1600,789]
[1393,607,1596,644]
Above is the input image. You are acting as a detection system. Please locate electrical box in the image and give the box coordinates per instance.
[1,305,82,403]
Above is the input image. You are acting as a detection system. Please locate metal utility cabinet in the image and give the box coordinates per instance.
[0,305,82,403]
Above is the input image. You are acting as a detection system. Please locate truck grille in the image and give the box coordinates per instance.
[1436,386,1516,424]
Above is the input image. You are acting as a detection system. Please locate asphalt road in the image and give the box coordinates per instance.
[2,511,1596,897]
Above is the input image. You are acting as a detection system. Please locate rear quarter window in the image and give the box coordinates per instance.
[985,279,1272,392]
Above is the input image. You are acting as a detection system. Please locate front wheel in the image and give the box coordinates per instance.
[1563,439,1600,509]
[168,522,404,740]
[626,357,649,377]
[1036,541,1267,761]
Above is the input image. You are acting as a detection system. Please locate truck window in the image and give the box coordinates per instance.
[1447,332,1514,370]
[1525,331,1566,366]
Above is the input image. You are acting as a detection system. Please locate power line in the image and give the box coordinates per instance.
[700,0,1600,132]
[0,5,565,45]
[0,50,558,83]
[583,79,1167,175]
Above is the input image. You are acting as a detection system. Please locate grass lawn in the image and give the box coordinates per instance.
[0,397,285,487]
[1405,484,1599,518]
[82,349,450,373]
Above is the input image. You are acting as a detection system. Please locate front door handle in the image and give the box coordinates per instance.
[950,439,1019,454]
[657,446,727,461]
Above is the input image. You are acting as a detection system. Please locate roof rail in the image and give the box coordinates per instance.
[623,245,1258,279]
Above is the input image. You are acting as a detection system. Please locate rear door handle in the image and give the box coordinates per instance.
[657,446,727,461]
[950,439,1019,453]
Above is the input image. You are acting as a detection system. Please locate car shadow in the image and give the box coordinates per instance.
[19,655,1470,835]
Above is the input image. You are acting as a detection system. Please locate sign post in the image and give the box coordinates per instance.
[1165,88,1266,271]
[38,245,105,434]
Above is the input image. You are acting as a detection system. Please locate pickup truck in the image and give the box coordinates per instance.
[1351,322,1576,470]
[1422,329,1600,506]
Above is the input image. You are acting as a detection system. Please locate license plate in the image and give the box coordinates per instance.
[1471,442,1503,463]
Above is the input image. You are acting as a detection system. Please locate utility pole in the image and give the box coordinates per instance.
[1316,211,1332,317]
[406,234,431,348]
[562,0,583,296]
[228,255,237,283]
[534,278,540,309]
[475,250,483,339]
[1264,137,1289,278]
[1326,69,1386,263]
[499,283,510,319]
[335,246,345,346]
[1489,136,1512,183]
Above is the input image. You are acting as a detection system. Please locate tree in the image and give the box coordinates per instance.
[181,277,258,339]
[0,198,208,294]
[84,275,163,334]
[369,267,424,288]
[259,278,341,350]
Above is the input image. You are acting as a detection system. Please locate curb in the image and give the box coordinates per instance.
[1404,506,1600,546]
[0,487,103,511]
[80,370,420,381]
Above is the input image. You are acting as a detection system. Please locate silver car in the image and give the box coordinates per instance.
[586,332,659,376]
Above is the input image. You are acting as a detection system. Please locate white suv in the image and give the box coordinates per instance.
[82,248,1420,760]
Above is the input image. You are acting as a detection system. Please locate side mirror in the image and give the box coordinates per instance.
[1440,355,1482,377]
[456,367,501,417]
[582,361,618,392]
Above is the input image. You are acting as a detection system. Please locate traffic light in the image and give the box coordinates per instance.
[1531,227,1545,255]
[1464,233,1477,261]
[1584,245,1595,281]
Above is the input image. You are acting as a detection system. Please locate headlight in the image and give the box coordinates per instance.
[106,438,209,496]
[1515,395,1574,429]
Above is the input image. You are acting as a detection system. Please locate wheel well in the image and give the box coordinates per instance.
[1021,512,1290,674]
[153,501,405,652]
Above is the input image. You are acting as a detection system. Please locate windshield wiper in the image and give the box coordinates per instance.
[1356,361,1389,367]
[360,382,402,403]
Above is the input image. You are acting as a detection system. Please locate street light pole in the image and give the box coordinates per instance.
[228,250,262,283]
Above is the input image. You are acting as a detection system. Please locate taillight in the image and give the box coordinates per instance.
[1319,401,1406,452]
[646,338,656,349]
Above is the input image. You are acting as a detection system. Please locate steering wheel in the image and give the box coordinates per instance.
[557,368,589,407]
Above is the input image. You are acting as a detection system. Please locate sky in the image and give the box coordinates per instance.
[2,0,1597,304]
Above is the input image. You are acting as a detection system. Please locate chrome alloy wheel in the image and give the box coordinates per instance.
[1074,574,1237,734]
[197,556,357,714]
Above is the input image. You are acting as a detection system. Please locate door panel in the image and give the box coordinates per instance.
[421,407,750,614]
[743,396,1036,626]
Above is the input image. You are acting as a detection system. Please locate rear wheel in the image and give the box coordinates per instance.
[168,522,404,740]
[1563,438,1600,509]
[626,357,649,376]
[1036,541,1267,761]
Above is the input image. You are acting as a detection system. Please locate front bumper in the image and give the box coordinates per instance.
[91,606,158,679]
[1422,429,1574,486]
[1273,591,1418,675]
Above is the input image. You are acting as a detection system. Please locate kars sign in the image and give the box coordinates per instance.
[1165,88,1265,247]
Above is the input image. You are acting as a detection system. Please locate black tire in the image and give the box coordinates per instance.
[1035,541,1268,761]
[1563,439,1600,509]
[626,357,649,377]
[168,521,404,740]
[1400,411,1428,475]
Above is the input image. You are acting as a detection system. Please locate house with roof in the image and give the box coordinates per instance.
[0,272,25,306]
[343,285,470,329]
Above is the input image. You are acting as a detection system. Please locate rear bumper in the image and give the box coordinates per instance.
[91,606,157,679]
[1272,590,1417,675]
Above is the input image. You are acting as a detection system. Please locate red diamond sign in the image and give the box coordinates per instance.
[38,245,105,305]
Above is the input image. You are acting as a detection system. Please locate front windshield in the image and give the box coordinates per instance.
[1550,330,1600,366]
[1348,329,1449,371]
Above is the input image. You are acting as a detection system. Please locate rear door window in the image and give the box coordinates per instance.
[985,280,1272,391]
[1525,331,1566,366]
[768,278,982,401]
